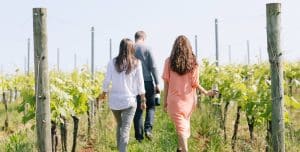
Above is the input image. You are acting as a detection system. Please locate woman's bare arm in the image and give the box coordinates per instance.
[197,85,216,96]
[163,81,169,112]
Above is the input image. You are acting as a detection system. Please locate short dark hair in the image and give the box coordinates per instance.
[134,31,146,41]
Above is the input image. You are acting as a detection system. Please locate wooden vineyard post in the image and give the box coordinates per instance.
[195,35,198,59]
[215,18,219,66]
[247,40,250,65]
[33,8,52,152]
[228,45,231,64]
[3,92,8,130]
[91,26,95,80]
[109,38,112,60]
[266,3,285,152]
[57,48,60,71]
[28,38,30,75]
[74,53,77,70]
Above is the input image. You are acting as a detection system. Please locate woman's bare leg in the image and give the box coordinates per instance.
[178,135,188,152]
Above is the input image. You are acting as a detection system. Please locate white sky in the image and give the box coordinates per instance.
[0,0,299,75]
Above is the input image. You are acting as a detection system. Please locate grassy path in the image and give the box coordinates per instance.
[91,99,300,152]
[92,101,225,152]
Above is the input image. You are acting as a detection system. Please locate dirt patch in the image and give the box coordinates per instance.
[80,147,94,152]
[79,138,96,152]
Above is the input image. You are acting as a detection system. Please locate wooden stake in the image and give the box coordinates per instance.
[247,40,250,65]
[109,38,112,60]
[27,38,30,75]
[215,19,219,66]
[259,47,262,63]
[266,3,285,152]
[195,35,198,59]
[24,56,27,74]
[33,8,52,152]
[57,48,60,71]
[228,45,232,64]
[74,53,77,70]
[91,27,95,79]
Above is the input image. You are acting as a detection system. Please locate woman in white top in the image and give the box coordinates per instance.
[99,38,146,152]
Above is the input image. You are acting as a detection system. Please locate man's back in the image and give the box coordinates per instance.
[134,43,159,84]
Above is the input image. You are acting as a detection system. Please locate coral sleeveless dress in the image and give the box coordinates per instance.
[162,58,199,138]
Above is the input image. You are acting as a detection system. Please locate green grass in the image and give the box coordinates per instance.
[93,100,225,152]
[0,100,23,131]
[0,95,299,152]
[0,100,36,152]
[0,131,35,152]
[93,102,179,152]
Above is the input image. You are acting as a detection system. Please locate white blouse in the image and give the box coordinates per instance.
[102,59,145,110]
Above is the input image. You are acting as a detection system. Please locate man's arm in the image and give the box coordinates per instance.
[148,50,159,86]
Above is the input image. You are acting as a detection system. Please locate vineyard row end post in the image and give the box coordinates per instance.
[266,3,285,152]
[33,7,52,152]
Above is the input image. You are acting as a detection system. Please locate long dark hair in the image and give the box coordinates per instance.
[115,38,138,74]
[170,35,197,75]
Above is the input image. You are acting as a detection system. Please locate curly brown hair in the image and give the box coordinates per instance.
[115,38,138,74]
[170,35,197,75]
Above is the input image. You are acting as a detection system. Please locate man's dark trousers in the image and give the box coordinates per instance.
[133,81,155,141]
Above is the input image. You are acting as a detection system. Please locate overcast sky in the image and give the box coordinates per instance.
[0,0,299,75]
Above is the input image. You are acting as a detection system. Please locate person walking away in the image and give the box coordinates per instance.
[162,35,216,152]
[99,38,146,152]
[133,31,160,142]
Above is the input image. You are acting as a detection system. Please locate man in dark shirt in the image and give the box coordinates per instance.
[133,31,160,142]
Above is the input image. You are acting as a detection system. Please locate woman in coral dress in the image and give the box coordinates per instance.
[162,35,215,152]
